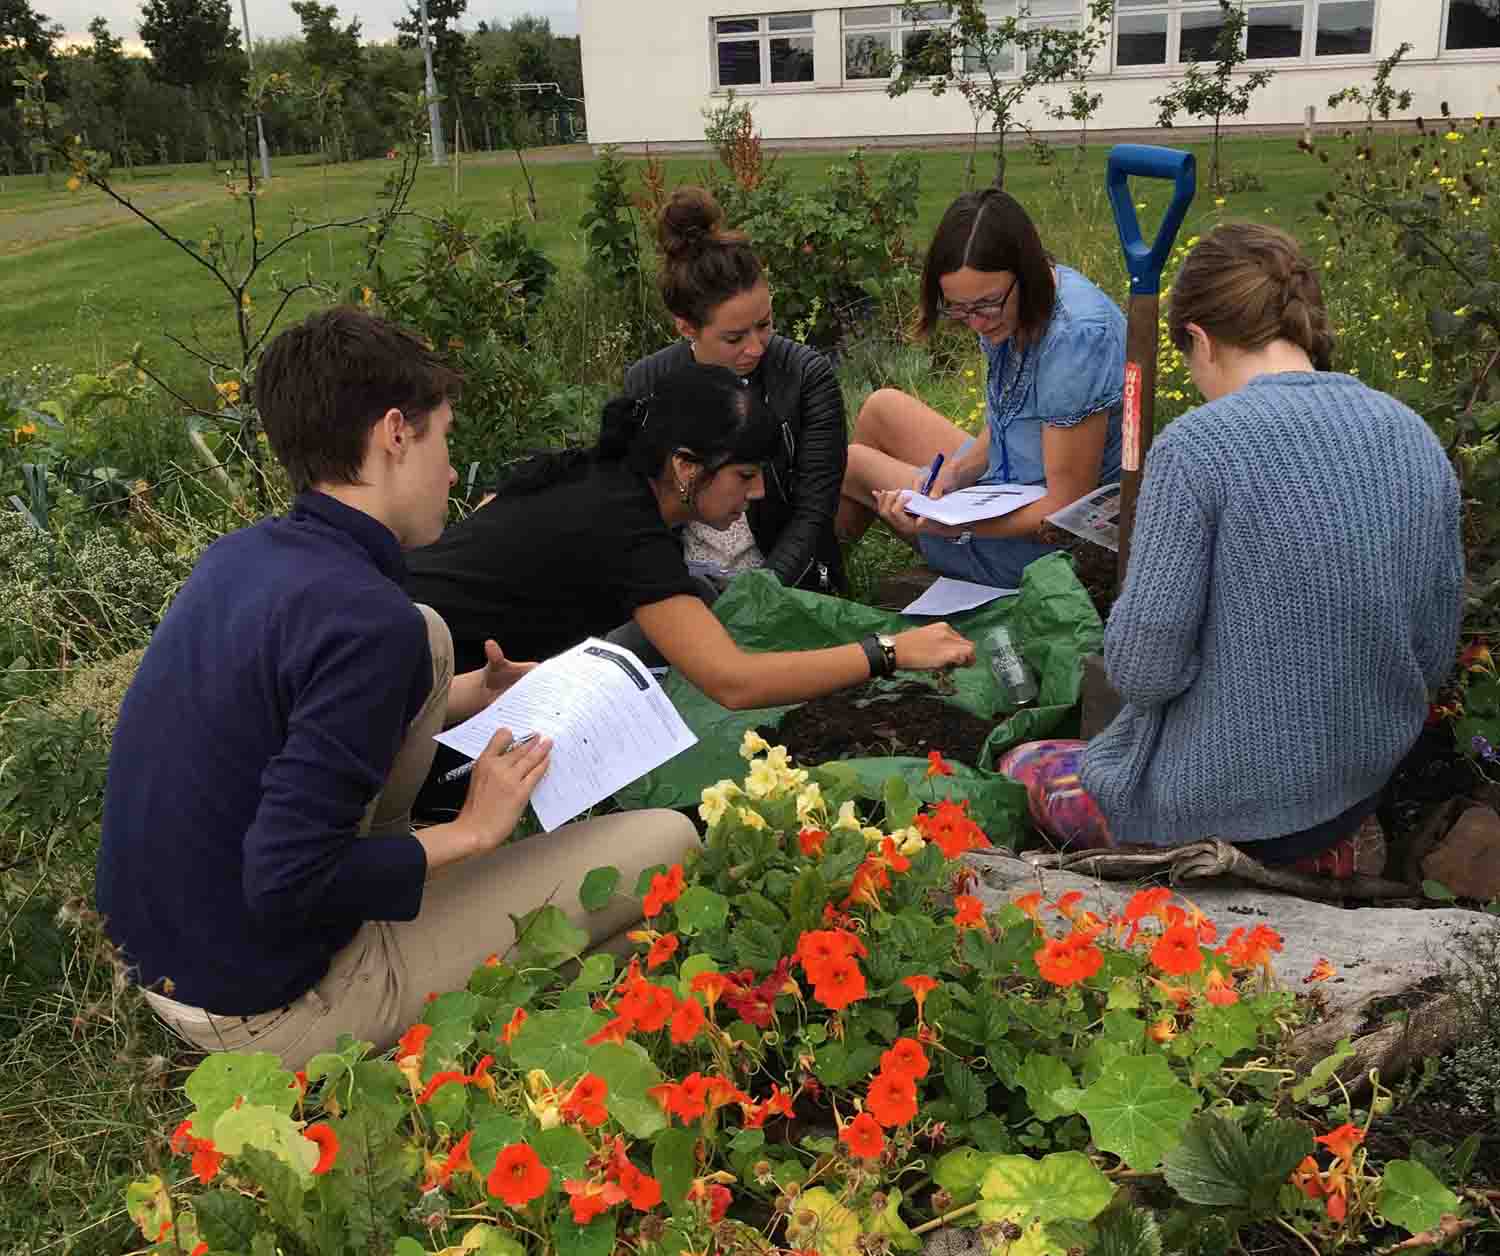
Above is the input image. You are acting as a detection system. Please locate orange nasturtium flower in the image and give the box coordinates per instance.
[795,929,867,982]
[561,1074,610,1128]
[500,1007,528,1045]
[670,995,707,1045]
[643,864,686,916]
[1034,933,1104,987]
[1146,1017,1177,1044]
[953,894,986,931]
[914,798,991,859]
[902,974,938,1014]
[565,1177,626,1224]
[1316,1123,1365,1163]
[866,1070,919,1127]
[689,971,733,1011]
[810,954,868,1011]
[839,1110,886,1159]
[1012,891,1044,925]
[1203,968,1239,1006]
[926,750,954,778]
[1304,957,1337,984]
[170,1119,225,1185]
[880,1037,930,1080]
[489,1144,551,1208]
[302,1123,339,1175]
[647,933,680,970]
[798,827,828,857]
[1220,923,1284,973]
[1150,924,1205,976]
[617,1162,663,1211]
[396,1022,433,1062]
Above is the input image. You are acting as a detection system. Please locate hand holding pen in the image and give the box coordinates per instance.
[449,728,552,855]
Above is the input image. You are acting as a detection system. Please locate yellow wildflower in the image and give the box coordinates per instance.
[833,800,862,832]
[740,729,771,760]
[738,806,768,831]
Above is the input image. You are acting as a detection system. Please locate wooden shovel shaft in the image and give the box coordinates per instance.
[1117,293,1160,583]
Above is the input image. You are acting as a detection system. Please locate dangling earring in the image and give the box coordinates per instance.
[677,480,693,505]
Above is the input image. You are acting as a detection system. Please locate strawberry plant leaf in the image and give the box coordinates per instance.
[1076,1055,1200,1170]
[1378,1159,1461,1235]
[1161,1113,1310,1212]
[1016,1051,1075,1122]
[1090,1205,1164,1256]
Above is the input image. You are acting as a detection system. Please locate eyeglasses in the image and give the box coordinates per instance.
[938,276,1019,322]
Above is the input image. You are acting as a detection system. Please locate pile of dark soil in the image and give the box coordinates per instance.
[1037,524,1119,622]
[1381,725,1486,845]
[757,681,998,769]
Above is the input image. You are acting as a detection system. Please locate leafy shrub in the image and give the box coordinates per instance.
[580,145,644,291]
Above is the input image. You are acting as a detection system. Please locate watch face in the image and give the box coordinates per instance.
[877,635,896,649]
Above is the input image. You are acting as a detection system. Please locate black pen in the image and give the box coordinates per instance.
[439,732,540,784]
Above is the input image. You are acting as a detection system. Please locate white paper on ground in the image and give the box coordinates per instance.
[1044,482,1121,552]
[902,483,1048,527]
[902,577,1018,617]
[434,639,698,831]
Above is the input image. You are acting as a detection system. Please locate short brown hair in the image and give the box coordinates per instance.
[1167,223,1334,371]
[918,190,1055,339]
[254,307,463,494]
[656,186,764,327]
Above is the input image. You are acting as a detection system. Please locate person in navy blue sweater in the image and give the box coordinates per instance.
[95,308,698,1067]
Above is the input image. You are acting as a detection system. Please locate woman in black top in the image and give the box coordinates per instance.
[406,366,970,699]
[624,187,847,595]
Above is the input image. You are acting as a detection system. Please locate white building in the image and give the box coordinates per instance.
[578,1,1500,149]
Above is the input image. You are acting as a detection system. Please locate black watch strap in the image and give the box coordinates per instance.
[859,635,891,679]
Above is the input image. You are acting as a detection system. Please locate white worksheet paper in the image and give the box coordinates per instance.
[902,577,1018,617]
[1045,483,1121,552]
[434,639,697,831]
[902,483,1048,527]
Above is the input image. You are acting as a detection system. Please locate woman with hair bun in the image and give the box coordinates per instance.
[838,189,1127,588]
[997,223,1464,881]
[624,187,847,594]
[406,363,971,720]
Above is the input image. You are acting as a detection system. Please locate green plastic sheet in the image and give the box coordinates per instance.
[614,553,1104,843]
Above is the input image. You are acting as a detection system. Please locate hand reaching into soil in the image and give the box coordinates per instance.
[892,623,976,672]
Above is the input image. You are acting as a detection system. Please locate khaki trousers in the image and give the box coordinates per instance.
[146,605,701,1069]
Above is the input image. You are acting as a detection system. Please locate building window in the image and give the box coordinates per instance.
[1446,0,1500,52]
[844,0,1084,82]
[1112,0,1374,70]
[713,12,814,89]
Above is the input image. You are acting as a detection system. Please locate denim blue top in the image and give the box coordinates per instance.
[978,264,1127,487]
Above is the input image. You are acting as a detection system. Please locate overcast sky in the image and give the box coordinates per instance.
[46,0,578,48]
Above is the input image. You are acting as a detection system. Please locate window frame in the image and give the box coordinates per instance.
[710,11,817,92]
[1109,0,1379,75]
[1441,0,1500,59]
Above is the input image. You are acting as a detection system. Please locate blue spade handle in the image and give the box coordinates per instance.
[1106,144,1197,296]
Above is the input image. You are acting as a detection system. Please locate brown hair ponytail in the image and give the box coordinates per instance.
[657,187,764,328]
[1167,223,1334,371]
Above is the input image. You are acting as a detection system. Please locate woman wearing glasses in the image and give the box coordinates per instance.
[624,187,848,596]
[837,189,1126,589]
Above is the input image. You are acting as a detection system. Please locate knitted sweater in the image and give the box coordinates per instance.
[1080,371,1463,845]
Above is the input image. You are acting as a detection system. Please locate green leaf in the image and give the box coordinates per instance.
[423,990,482,1026]
[569,952,617,992]
[1076,1055,1201,1170]
[510,1008,608,1079]
[192,1189,261,1250]
[977,1150,1115,1226]
[587,1042,667,1139]
[1378,1159,1461,1235]
[469,1113,526,1182]
[933,1147,998,1200]
[653,1127,698,1213]
[238,1147,313,1241]
[634,864,668,897]
[211,1104,317,1184]
[533,1125,592,1183]
[1291,1039,1356,1102]
[785,1185,862,1256]
[185,1053,298,1130]
[1090,1206,1164,1256]
[788,866,829,933]
[865,1186,921,1252]
[511,905,589,967]
[674,885,729,935]
[556,1211,617,1256]
[1161,1113,1311,1212]
[579,866,621,911]
[1422,879,1457,902]
[395,1240,427,1256]
[943,1054,989,1120]
[1016,1052,1075,1123]
[730,917,783,973]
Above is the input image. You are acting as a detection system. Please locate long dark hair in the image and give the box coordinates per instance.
[496,364,779,497]
[917,189,1055,340]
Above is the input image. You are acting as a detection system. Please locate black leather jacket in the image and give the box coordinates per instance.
[624,336,848,593]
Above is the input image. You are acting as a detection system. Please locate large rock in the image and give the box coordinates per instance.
[1421,804,1500,902]
[965,849,1494,1014]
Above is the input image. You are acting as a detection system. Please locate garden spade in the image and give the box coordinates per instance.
[1105,144,1196,584]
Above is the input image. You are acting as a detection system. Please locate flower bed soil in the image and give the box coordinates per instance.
[757,680,999,769]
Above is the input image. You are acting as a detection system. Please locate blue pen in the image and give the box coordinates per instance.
[920,452,945,495]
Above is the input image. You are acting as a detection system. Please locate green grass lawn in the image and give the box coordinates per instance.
[0,135,1335,392]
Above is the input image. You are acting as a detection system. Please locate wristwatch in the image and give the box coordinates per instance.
[861,633,898,679]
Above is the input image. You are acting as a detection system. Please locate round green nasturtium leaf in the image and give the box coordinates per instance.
[579,866,622,912]
[210,1103,318,1185]
[1016,1052,1076,1123]
[674,885,729,935]
[586,1041,667,1139]
[555,1210,617,1256]
[1075,1054,1201,1170]
[509,1008,607,1080]
[185,1052,297,1129]
[978,1151,1115,1227]
[1378,1159,1462,1236]
[785,1186,862,1256]
[468,1113,526,1181]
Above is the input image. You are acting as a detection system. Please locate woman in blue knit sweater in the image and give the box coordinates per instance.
[1000,223,1464,878]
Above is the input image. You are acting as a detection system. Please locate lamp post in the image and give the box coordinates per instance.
[419,0,447,165]
[238,0,272,181]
